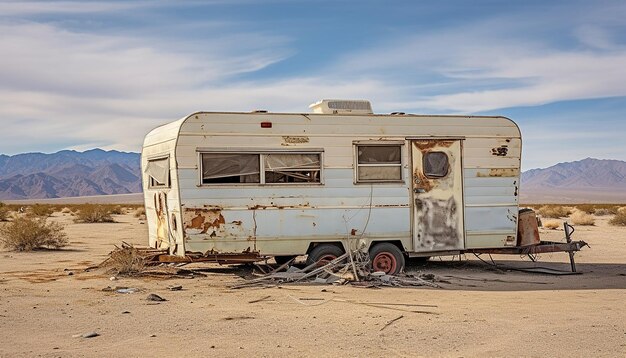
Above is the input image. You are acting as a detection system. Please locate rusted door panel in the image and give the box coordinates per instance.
[411,139,464,251]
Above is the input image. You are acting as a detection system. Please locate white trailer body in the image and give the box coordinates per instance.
[141,100,523,270]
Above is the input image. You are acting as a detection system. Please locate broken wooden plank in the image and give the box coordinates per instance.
[380,315,404,331]
[248,295,272,304]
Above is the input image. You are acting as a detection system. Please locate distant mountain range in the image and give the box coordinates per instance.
[0,149,624,203]
[520,158,626,203]
[0,149,141,200]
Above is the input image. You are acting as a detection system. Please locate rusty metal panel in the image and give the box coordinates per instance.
[411,139,465,252]
[517,209,540,246]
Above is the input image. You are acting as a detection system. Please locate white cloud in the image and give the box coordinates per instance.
[0,20,401,154]
[0,1,148,15]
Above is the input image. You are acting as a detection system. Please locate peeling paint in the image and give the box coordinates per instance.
[413,140,454,151]
[491,145,508,156]
[476,168,519,177]
[183,208,250,241]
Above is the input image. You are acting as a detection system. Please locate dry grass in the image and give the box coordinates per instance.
[110,205,124,215]
[101,245,147,275]
[574,204,621,215]
[542,219,561,230]
[575,204,596,214]
[537,205,572,219]
[0,202,9,222]
[61,207,71,214]
[594,208,612,216]
[134,207,146,219]
[27,204,54,217]
[73,204,115,223]
[609,211,626,226]
[0,216,68,251]
[570,211,595,226]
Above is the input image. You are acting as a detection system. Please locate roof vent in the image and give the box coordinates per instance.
[309,99,373,114]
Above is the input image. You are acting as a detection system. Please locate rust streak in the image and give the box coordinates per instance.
[476,168,519,177]
[413,140,454,151]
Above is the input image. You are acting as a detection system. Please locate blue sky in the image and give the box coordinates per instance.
[0,0,625,169]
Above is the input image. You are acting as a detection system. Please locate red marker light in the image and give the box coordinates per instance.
[261,122,272,128]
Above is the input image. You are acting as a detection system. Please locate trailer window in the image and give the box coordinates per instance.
[264,153,321,183]
[423,151,449,178]
[146,157,170,188]
[201,153,260,183]
[355,145,402,182]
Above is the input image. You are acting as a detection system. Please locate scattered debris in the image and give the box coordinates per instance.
[380,315,404,331]
[97,242,205,279]
[146,293,167,302]
[116,287,140,294]
[73,332,99,339]
[231,251,444,289]
[166,285,183,291]
[248,295,272,304]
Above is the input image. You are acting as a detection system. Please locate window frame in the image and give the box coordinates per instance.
[353,141,405,184]
[146,155,171,189]
[197,148,324,186]
[423,151,450,179]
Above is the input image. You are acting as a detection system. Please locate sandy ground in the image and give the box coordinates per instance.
[1,211,625,358]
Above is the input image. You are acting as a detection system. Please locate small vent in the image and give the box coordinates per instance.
[309,99,373,114]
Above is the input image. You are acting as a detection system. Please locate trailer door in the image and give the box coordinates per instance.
[411,139,465,252]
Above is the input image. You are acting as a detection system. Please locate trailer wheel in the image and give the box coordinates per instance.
[369,243,405,275]
[306,244,344,267]
[274,255,297,265]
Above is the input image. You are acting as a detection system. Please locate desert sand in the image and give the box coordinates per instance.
[1,211,625,358]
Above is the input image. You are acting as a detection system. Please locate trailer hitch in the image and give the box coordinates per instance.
[564,221,588,272]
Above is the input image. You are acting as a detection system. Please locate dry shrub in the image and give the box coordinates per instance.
[596,204,621,215]
[575,204,596,214]
[594,208,612,216]
[609,211,626,226]
[109,205,124,215]
[134,207,146,219]
[103,245,146,275]
[543,219,561,230]
[0,216,68,251]
[74,204,115,223]
[0,202,9,222]
[537,205,572,219]
[28,204,54,217]
[570,211,595,226]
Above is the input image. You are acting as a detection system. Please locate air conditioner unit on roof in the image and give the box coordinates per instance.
[309,99,373,114]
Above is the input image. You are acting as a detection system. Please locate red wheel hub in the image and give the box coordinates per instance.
[316,254,337,267]
[372,252,397,274]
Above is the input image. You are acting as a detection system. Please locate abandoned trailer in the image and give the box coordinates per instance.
[141,99,585,274]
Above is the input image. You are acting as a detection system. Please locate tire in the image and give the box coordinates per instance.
[369,243,405,275]
[305,244,344,267]
[274,255,297,265]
